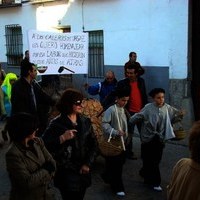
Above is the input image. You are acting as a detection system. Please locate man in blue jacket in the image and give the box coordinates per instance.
[84,70,117,104]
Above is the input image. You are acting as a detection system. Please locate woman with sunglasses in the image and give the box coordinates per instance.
[42,88,98,200]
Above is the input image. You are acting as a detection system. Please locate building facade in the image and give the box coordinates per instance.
[0,0,193,128]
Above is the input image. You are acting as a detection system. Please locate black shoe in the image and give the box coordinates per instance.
[2,130,8,141]
[101,173,110,184]
[0,114,7,121]
[139,168,144,178]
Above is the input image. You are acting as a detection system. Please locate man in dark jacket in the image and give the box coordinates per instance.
[119,63,148,159]
[20,50,29,66]
[11,62,55,136]
[124,52,145,77]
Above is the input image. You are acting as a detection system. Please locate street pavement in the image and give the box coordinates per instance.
[0,121,190,200]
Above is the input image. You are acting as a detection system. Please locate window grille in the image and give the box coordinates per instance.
[5,24,23,66]
[88,30,104,78]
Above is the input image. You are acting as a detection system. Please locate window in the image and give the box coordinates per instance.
[5,24,23,66]
[88,30,104,78]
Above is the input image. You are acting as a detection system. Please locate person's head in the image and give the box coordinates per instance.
[56,88,84,115]
[7,112,38,143]
[149,88,165,107]
[126,63,142,81]
[2,73,18,99]
[189,121,200,164]
[115,89,129,108]
[24,50,29,60]
[105,70,115,84]
[129,52,137,62]
[21,62,37,80]
[2,73,17,85]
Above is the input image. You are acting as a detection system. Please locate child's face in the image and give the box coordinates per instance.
[153,92,165,107]
[116,96,129,107]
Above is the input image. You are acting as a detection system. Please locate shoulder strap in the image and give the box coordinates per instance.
[114,104,121,130]
[114,104,126,151]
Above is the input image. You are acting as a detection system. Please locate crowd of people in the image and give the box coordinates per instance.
[0,50,197,200]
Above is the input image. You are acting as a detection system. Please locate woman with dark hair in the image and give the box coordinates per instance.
[6,112,56,200]
[167,121,200,200]
[42,88,98,200]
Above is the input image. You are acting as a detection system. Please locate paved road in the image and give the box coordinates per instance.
[0,121,190,200]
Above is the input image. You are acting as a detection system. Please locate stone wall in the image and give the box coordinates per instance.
[169,79,194,131]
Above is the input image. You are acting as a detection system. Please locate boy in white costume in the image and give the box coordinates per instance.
[129,88,184,191]
[101,89,132,196]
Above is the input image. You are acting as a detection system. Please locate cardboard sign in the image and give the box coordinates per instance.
[28,30,88,75]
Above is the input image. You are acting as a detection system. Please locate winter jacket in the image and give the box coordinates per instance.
[11,77,54,116]
[42,113,98,192]
[88,78,117,104]
[6,138,56,200]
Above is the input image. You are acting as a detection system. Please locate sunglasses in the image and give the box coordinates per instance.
[74,100,83,106]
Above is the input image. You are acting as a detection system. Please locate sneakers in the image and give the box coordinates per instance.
[153,186,163,191]
[116,191,125,196]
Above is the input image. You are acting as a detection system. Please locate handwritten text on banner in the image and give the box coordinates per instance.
[28,30,88,75]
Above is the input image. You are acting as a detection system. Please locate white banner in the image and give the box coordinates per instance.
[28,30,88,75]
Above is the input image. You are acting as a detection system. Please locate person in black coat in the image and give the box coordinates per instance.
[124,52,145,77]
[20,50,30,66]
[117,64,148,159]
[42,88,98,200]
[11,62,55,136]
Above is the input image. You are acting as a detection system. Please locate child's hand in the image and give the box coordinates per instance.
[179,109,186,117]
[118,130,126,136]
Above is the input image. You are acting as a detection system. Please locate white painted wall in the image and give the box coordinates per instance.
[0,6,37,61]
[0,0,189,79]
